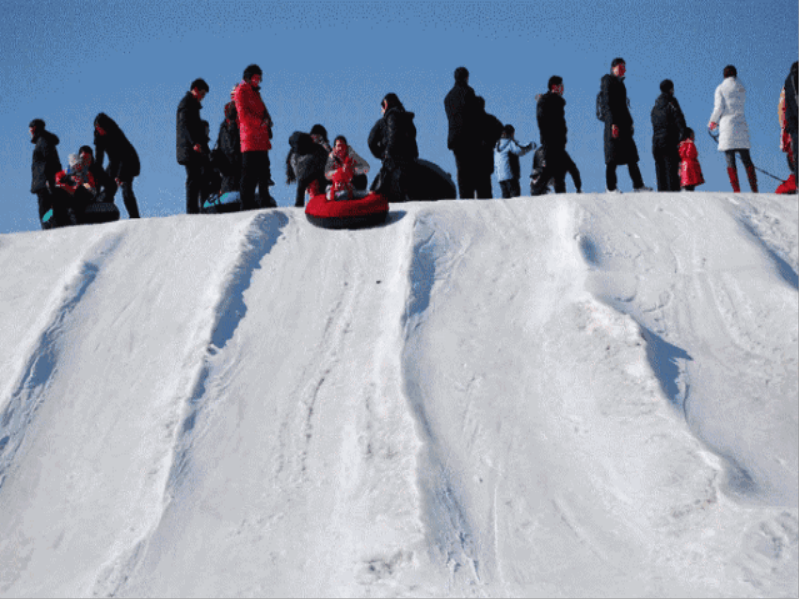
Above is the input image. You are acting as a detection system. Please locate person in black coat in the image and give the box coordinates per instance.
[212,99,243,195]
[177,78,210,214]
[475,96,503,198]
[599,58,651,192]
[650,79,687,191]
[285,124,330,207]
[29,119,66,228]
[532,76,572,195]
[94,112,141,218]
[444,66,483,199]
[785,61,799,180]
[368,93,419,202]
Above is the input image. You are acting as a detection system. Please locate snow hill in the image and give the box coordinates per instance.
[0,192,797,598]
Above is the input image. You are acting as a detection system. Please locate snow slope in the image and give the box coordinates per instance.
[0,192,796,598]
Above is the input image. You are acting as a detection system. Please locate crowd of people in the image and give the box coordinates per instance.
[29,59,799,230]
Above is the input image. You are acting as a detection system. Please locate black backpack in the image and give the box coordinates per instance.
[596,90,607,122]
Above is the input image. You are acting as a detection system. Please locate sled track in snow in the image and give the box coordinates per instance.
[169,211,289,491]
[401,212,482,585]
[0,233,123,492]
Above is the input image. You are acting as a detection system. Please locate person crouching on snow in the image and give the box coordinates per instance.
[55,153,98,221]
[325,135,370,201]
[678,128,704,191]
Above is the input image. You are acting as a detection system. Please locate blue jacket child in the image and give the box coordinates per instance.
[493,125,534,198]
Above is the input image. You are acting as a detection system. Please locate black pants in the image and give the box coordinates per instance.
[106,179,140,218]
[653,148,681,191]
[606,162,644,191]
[499,179,521,199]
[475,173,493,199]
[724,149,753,170]
[531,147,568,196]
[184,162,205,214]
[453,148,481,199]
[240,151,272,210]
[36,188,75,228]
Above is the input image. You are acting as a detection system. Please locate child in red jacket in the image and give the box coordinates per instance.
[678,128,704,191]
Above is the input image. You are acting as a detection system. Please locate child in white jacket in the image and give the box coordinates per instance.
[494,125,534,198]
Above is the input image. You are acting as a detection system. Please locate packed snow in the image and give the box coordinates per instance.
[0,192,796,598]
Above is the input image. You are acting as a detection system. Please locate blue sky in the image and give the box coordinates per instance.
[1,0,797,233]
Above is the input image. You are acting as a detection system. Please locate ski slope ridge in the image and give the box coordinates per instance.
[0,192,796,597]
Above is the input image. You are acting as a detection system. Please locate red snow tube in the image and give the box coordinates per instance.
[305,191,389,229]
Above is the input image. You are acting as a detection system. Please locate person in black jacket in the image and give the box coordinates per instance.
[599,58,651,193]
[532,76,572,195]
[475,96,503,198]
[177,78,210,214]
[212,97,242,195]
[785,61,799,180]
[444,66,482,199]
[29,119,66,228]
[285,125,330,207]
[368,93,419,202]
[94,112,141,218]
[650,79,687,191]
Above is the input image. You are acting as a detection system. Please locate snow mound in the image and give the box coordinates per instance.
[0,192,796,597]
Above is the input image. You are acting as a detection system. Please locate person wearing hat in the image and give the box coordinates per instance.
[177,78,210,214]
[29,118,65,228]
[650,78,687,191]
[234,64,276,210]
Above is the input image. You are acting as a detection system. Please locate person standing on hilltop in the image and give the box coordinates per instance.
[29,119,65,228]
[708,65,757,193]
[650,79,687,191]
[598,58,652,193]
[177,78,210,214]
[444,66,483,199]
[234,64,276,210]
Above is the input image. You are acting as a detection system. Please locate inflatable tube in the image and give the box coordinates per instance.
[82,201,120,224]
[305,191,389,229]
[202,191,242,214]
[410,159,456,201]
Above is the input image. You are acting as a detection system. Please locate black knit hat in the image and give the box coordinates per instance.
[29,118,45,130]
[660,79,674,93]
[243,64,263,81]
[611,57,626,69]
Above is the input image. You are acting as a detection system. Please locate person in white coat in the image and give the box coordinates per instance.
[708,65,757,192]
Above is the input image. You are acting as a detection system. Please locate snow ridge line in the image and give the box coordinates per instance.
[0,232,123,491]
[401,211,482,587]
[92,211,289,598]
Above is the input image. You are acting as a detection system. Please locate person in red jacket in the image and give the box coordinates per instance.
[678,128,704,191]
[234,64,276,210]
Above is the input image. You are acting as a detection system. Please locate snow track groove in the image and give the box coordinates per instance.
[0,232,123,492]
